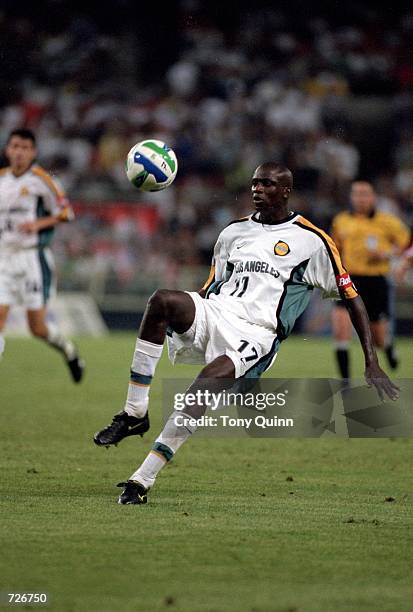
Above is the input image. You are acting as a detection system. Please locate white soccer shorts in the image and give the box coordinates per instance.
[167,291,278,379]
[0,247,56,310]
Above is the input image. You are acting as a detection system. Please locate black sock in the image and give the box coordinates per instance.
[336,348,349,379]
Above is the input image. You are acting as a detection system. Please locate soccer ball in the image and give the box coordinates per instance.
[126,139,178,192]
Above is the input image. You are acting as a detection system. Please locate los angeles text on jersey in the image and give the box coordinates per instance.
[235,260,280,279]
[202,213,358,334]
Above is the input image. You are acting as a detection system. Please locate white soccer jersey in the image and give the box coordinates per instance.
[0,164,72,250]
[202,212,357,339]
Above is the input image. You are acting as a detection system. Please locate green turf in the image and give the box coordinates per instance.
[1,334,413,611]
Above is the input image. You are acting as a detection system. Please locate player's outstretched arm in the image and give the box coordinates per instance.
[18,214,63,234]
[344,296,400,401]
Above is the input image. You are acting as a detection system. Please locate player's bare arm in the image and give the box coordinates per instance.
[345,296,400,400]
[18,215,62,234]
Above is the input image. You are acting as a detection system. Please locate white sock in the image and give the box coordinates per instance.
[46,325,77,360]
[124,338,163,418]
[0,334,5,358]
[130,410,197,488]
[130,452,166,489]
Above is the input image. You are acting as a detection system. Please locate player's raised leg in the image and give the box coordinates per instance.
[93,289,196,447]
[0,305,10,358]
[117,354,235,505]
[27,308,84,382]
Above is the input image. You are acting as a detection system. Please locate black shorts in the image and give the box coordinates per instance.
[335,275,390,322]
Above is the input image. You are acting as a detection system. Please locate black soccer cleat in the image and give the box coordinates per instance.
[93,411,150,447]
[117,480,148,505]
[66,354,85,383]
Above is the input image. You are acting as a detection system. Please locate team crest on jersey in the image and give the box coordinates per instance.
[274,241,290,256]
[19,187,29,196]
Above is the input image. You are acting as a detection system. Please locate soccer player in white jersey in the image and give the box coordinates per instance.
[94,162,399,505]
[0,129,84,382]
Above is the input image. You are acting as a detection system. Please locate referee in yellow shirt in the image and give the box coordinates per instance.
[331,180,410,379]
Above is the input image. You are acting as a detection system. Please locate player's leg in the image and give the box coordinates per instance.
[370,319,386,349]
[26,308,84,382]
[383,278,399,369]
[0,305,10,358]
[94,289,196,446]
[368,277,398,369]
[23,248,84,382]
[118,354,235,504]
[370,317,399,368]
[117,308,277,504]
[331,301,352,379]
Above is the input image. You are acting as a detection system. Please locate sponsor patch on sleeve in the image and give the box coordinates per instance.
[336,272,358,298]
[336,272,352,288]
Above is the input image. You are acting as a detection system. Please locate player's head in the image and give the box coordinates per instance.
[5,129,37,174]
[251,163,293,212]
[350,181,376,215]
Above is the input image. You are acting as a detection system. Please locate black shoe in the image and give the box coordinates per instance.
[66,354,85,383]
[93,411,150,447]
[385,345,399,370]
[117,480,148,505]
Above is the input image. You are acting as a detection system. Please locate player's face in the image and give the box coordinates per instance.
[350,182,376,215]
[251,168,284,211]
[6,136,36,174]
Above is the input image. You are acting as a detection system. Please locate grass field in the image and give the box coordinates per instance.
[1,333,413,612]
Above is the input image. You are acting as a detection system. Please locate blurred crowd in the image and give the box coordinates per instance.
[1,2,413,292]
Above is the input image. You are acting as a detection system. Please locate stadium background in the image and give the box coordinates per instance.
[1,0,413,333]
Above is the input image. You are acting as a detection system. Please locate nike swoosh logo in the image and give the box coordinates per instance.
[129,423,144,430]
[236,242,247,250]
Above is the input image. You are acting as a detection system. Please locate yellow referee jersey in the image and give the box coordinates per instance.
[331,210,410,276]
